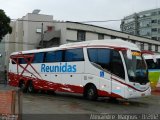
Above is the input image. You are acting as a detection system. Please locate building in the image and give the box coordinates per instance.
[121,8,160,41]
[3,11,55,68]
[53,21,160,52]
[2,11,160,69]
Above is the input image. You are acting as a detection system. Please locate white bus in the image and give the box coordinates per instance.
[8,39,151,100]
[143,52,160,91]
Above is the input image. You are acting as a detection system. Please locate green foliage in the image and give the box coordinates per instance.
[0,9,12,41]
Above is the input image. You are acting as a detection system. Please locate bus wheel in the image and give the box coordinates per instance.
[19,81,27,93]
[85,85,98,100]
[27,81,35,93]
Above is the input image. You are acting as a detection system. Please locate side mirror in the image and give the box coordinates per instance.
[127,49,132,59]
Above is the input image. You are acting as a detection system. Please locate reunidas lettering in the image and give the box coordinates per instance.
[41,63,76,72]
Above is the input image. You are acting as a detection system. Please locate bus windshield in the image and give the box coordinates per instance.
[146,58,160,69]
[122,51,149,84]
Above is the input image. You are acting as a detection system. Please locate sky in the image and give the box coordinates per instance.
[0,0,160,30]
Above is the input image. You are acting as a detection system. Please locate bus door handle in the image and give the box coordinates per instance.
[70,75,73,77]
[55,75,57,77]
[45,74,47,76]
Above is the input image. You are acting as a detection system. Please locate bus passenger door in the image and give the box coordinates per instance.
[110,50,126,98]
[86,48,112,96]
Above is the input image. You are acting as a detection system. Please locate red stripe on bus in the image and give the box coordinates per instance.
[8,72,123,98]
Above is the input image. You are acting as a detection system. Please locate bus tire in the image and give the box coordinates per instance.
[85,85,98,100]
[27,81,35,93]
[19,81,27,93]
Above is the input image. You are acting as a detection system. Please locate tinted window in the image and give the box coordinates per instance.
[111,50,125,79]
[19,58,26,64]
[87,48,111,71]
[64,48,84,62]
[12,59,16,64]
[45,50,63,62]
[77,30,86,41]
[32,53,44,63]
[98,34,104,40]
[157,59,160,69]
[11,58,16,64]
[146,59,160,69]
[146,59,157,69]
[12,60,16,64]
[11,55,31,64]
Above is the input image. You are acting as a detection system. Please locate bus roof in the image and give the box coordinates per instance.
[11,39,140,55]
[60,39,139,49]
[143,53,160,59]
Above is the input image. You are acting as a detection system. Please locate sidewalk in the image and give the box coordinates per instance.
[0,84,19,91]
[0,84,22,120]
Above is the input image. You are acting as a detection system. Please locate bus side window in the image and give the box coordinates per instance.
[111,50,125,79]
[97,49,111,71]
[32,53,45,63]
[64,48,84,62]
[11,58,16,64]
[19,58,26,64]
[45,50,63,62]
[87,48,111,71]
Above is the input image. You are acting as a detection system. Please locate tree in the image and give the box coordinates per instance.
[0,9,12,42]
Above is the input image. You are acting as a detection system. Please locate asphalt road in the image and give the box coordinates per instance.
[22,92,160,114]
[23,91,160,120]
[1,84,160,120]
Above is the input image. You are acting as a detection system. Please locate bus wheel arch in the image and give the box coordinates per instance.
[83,83,98,100]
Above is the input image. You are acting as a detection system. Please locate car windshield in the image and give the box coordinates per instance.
[122,51,149,84]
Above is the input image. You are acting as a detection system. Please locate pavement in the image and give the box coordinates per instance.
[1,84,160,120]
